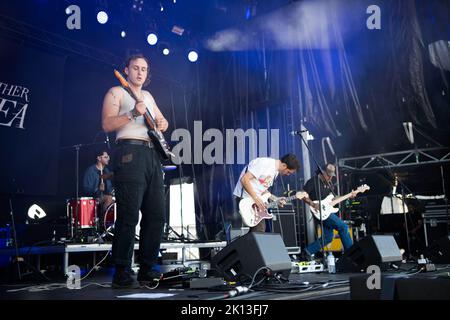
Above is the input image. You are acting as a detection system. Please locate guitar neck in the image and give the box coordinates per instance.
[330,192,356,206]
[124,86,158,129]
[276,194,297,204]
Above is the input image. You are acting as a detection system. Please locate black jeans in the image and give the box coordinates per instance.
[112,143,166,268]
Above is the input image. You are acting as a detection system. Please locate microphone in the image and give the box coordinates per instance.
[290,130,308,136]
[105,132,110,149]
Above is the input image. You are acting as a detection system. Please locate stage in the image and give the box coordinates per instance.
[1,262,449,301]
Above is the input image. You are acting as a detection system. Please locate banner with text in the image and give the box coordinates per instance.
[0,37,64,195]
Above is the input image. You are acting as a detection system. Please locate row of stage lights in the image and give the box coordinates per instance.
[96,10,198,62]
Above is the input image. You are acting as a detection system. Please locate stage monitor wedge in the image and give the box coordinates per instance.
[336,235,402,273]
[211,232,292,281]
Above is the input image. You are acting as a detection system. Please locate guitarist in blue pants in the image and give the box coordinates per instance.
[102,54,169,288]
[302,163,356,259]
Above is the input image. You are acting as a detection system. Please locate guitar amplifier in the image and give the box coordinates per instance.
[270,206,300,254]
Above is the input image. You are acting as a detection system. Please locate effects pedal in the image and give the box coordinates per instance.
[291,261,324,273]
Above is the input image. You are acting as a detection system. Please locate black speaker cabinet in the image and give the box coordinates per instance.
[271,208,300,253]
[211,232,292,281]
[336,235,402,273]
[424,235,450,263]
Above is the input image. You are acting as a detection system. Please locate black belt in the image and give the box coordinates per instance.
[117,139,153,148]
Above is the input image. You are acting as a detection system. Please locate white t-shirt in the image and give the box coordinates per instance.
[233,158,279,199]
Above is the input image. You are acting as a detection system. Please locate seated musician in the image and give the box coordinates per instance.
[82,150,114,212]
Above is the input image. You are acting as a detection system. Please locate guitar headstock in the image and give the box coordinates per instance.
[356,184,370,194]
[295,191,308,200]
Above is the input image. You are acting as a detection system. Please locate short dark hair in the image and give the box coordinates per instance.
[280,153,300,170]
[124,54,151,86]
[96,150,108,158]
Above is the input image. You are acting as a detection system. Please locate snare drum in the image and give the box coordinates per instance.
[103,202,142,240]
[67,197,98,229]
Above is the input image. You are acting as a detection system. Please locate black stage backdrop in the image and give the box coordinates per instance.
[0,37,65,196]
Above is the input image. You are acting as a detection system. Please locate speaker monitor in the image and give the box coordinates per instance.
[211,232,292,281]
[336,235,402,272]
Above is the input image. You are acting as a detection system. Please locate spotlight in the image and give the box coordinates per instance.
[132,0,144,12]
[147,33,158,45]
[97,11,108,24]
[120,31,126,38]
[163,48,170,55]
[187,50,198,62]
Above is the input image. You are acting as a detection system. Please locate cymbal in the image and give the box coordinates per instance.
[163,165,177,171]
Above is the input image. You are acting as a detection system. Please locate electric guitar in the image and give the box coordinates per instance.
[310,184,370,221]
[114,70,174,161]
[239,191,308,227]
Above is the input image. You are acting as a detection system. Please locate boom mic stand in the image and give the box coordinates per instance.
[294,131,334,266]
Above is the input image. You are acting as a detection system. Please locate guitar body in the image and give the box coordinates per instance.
[310,194,339,221]
[309,185,370,221]
[239,193,273,227]
[147,129,172,160]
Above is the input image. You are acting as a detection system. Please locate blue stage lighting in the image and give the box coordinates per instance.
[97,11,108,24]
[188,50,198,62]
[147,33,158,45]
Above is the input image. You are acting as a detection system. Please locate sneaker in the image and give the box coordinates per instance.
[112,270,140,289]
[137,269,162,286]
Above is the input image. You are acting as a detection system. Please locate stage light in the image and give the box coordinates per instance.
[147,33,158,45]
[160,4,164,12]
[132,0,144,12]
[97,11,108,24]
[163,48,170,55]
[187,50,198,62]
[121,31,126,38]
[28,204,47,220]
[171,25,184,36]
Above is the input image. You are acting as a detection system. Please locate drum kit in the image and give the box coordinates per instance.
[66,164,176,243]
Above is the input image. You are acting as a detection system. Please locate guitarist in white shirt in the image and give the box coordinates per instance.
[233,154,301,232]
[302,163,357,259]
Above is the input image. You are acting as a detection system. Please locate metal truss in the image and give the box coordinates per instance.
[338,147,450,171]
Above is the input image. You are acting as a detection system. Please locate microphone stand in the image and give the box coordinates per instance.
[375,157,415,260]
[294,131,332,266]
[440,165,449,237]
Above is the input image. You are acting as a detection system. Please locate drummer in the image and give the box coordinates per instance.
[82,150,114,213]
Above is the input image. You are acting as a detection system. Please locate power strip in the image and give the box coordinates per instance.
[291,262,324,273]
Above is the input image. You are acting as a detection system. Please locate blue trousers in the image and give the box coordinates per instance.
[306,213,353,255]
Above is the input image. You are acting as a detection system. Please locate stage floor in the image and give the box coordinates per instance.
[1,264,449,301]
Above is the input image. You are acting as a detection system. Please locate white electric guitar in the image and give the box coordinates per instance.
[239,191,308,227]
[310,184,370,221]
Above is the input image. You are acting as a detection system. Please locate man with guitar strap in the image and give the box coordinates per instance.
[233,154,301,232]
[302,163,357,259]
[102,54,169,288]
